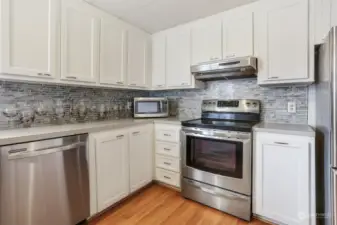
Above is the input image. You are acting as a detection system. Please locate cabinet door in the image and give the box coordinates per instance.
[331,0,337,28]
[255,0,309,84]
[151,32,166,89]
[1,0,59,79]
[129,125,153,193]
[166,26,192,88]
[223,10,254,59]
[95,130,129,212]
[255,133,311,225]
[127,28,150,88]
[100,17,127,86]
[61,1,99,83]
[191,16,222,65]
[315,0,331,44]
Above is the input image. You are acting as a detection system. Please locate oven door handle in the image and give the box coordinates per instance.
[185,133,249,143]
[187,180,249,201]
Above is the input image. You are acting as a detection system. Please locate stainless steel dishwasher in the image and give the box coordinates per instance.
[0,134,90,225]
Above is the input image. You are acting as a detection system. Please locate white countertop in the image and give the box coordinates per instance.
[253,122,315,137]
[0,117,183,146]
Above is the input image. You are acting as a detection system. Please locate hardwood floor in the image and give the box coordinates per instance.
[90,184,269,225]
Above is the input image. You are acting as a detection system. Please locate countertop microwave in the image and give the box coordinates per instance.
[133,97,169,118]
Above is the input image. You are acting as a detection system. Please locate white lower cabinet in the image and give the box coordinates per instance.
[89,124,154,215]
[129,124,153,193]
[154,123,181,188]
[254,132,315,225]
[93,129,129,212]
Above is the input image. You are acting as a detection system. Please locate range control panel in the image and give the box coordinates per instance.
[202,99,260,113]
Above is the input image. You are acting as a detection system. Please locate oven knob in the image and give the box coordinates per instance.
[252,102,258,108]
[246,102,251,107]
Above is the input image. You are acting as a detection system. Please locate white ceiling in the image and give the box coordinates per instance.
[86,0,257,33]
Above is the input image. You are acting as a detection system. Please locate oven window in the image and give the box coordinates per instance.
[186,136,243,178]
[135,101,160,114]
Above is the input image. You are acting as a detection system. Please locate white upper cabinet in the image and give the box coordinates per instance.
[166,25,193,88]
[61,1,99,83]
[255,0,312,85]
[127,28,150,88]
[191,15,223,65]
[129,125,153,193]
[314,0,331,44]
[151,32,166,89]
[94,129,129,212]
[254,132,315,225]
[222,6,254,59]
[100,16,127,86]
[0,0,59,79]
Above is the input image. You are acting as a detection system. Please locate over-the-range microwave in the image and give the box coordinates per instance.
[133,97,169,118]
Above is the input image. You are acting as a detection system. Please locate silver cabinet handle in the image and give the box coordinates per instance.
[163,148,171,151]
[164,133,171,137]
[226,54,236,58]
[181,83,188,86]
[269,77,279,79]
[132,131,140,135]
[156,85,164,87]
[274,142,289,145]
[116,135,124,139]
[163,162,171,166]
[37,73,51,77]
[116,81,124,84]
[66,76,77,79]
[163,176,171,180]
[129,84,137,86]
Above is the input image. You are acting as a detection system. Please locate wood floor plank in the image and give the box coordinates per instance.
[90,184,270,225]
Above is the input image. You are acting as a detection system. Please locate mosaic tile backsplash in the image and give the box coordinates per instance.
[0,81,148,129]
[0,78,308,129]
[151,78,308,124]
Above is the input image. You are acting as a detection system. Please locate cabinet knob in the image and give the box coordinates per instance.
[163,162,171,166]
[37,73,51,77]
[163,148,171,151]
[116,135,124,139]
[132,131,140,135]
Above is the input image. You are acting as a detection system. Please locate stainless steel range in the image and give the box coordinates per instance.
[181,99,260,221]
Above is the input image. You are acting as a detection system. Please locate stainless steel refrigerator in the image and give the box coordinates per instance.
[316,26,337,225]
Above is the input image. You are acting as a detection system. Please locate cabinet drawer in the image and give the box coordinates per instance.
[156,168,180,187]
[155,124,180,143]
[156,141,180,158]
[156,154,180,172]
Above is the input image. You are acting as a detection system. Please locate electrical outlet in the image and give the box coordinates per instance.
[288,102,296,113]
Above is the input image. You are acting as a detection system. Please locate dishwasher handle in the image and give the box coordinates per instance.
[8,142,86,160]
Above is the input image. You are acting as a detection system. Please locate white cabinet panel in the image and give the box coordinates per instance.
[191,16,222,65]
[129,125,153,193]
[127,28,150,88]
[151,32,166,89]
[95,130,129,212]
[331,0,337,28]
[315,0,331,44]
[166,25,192,88]
[223,10,254,59]
[61,1,99,83]
[256,0,311,85]
[1,0,59,78]
[254,132,315,225]
[100,17,127,86]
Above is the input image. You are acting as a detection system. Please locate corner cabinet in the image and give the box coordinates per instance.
[93,129,129,212]
[255,0,313,85]
[151,32,166,89]
[129,124,154,193]
[60,0,100,83]
[253,131,315,225]
[127,28,151,88]
[0,0,59,79]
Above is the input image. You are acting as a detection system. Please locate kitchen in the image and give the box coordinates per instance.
[0,0,334,224]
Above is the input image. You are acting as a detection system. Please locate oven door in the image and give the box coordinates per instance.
[181,127,252,195]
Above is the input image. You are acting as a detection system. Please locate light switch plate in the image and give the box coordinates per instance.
[288,102,296,113]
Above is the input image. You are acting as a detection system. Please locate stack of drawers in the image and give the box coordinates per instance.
[155,123,181,188]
